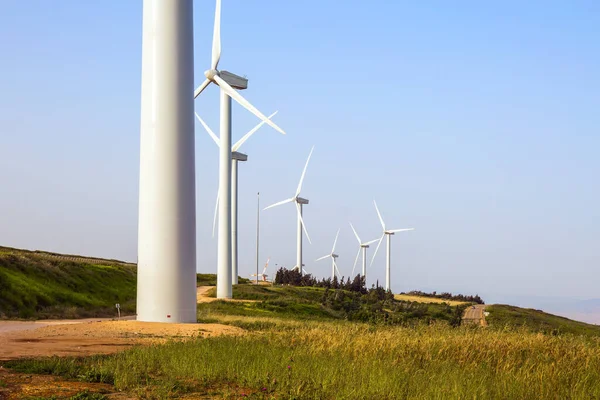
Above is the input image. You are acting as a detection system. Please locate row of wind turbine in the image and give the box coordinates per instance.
[310,203,414,291]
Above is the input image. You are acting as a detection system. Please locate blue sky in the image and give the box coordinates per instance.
[0,1,599,319]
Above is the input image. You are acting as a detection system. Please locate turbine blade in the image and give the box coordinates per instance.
[295,145,315,196]
[374,200,386,231]
[232,110,279,152]
[214,75,286,135]
[334,259,341,277]
[194,78,212,99]
[296,202,311,244]
[351,247,361,277]
[369,235,384,268]
[211,0,221,70]
[263,197,294,211]
[388,228,415,233]
[363,238,379,246]
[212,191,219,238]
[315,255,329,262]
[331,228,340,253]
[349,222,361,245]
[195,112,219,147]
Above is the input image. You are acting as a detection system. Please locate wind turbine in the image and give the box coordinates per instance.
[250,257,270,282]
[349,223,378,282]
[137,0,197,323]
[194,0,286,299]
[316,229,341,280]
[195,111,279,285]
[370,200,415,291]
[264,146,314,274]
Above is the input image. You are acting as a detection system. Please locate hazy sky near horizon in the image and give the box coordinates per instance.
[0,1,598,305]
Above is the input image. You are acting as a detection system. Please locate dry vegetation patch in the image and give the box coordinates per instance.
[0,366,125,400]
[394,293,468,306]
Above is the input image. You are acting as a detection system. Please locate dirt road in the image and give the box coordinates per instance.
[462,304,487,326]
[0,316,136,334]
[0,286,245,361]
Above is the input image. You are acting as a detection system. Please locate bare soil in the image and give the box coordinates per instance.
[0,287,245,361]
[0,320,243,361]
[0,286,246,398]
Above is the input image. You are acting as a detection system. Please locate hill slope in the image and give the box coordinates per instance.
[0,246,136,319]
[486,304,600,336]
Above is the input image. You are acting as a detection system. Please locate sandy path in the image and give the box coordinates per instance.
[0,320,243,361]
[462,304,487,326]
[197,285,217,302]
[0,316,137,334]
[196,285,257,303]
[0,286,246,361]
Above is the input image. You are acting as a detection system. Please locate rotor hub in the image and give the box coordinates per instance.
[204,69,219,81]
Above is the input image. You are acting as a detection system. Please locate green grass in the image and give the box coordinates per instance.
[197,273,250,286]
[5,322,600,399]
[0,248,247,320]
[199,284,466,327]
[487,304,600,336]
[0,247,137,319]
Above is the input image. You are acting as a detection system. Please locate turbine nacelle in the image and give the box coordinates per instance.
[232,151,248,162]
[296,196,309,205]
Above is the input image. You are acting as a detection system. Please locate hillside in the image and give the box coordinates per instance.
[0,246,137,319]
[486,304,600,336]
[198,284,468,327]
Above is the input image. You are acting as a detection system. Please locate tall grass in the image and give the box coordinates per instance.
[7,321,600,399]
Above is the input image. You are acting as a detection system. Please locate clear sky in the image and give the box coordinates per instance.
[0,1,598,318]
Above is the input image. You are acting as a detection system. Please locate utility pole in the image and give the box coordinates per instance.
[255,192,260,285]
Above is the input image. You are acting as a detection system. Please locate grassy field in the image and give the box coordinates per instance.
[0,246,137,319]
[197,273,251,286]
[5,284,600,398]
[486,304,600,336]
[5,316,600,399]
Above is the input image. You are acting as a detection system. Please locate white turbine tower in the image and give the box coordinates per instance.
[316,229,341,280]
[349,223,378,283]
[137,0,197,323]
[264,146,314,273]
[195,111,279,285]
[194,0,285,299]
[370,200,415,291]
